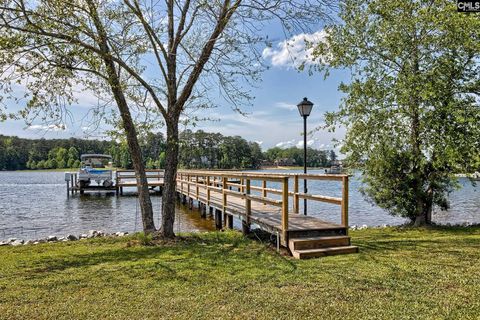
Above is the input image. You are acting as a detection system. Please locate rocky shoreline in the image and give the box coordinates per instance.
[1,222,478,247]
[0,230,129,247]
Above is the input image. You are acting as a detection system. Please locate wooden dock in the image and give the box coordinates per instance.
[115,170,164,195]
[66,169,165,195]
[176,171,358,259]
[65,168,358,259]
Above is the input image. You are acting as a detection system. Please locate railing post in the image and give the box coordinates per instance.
[341,175,349,232]
[281,176,289,246]
[261,180,267,205]
[187,174,190,198]
[115,171,119,194]
[243,179,251,234]
[206,176,211,206]
[180,173,183,194]
[222,177,228,228]
[294,175,299,213]
[74,173,78,194]
[195,175,199,200]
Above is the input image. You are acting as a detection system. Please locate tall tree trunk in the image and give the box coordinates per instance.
[413,188,433,226]
[160,119,179,238]
[425,186,433,225]
[115,99,156,233]
[409,30,427,228]
[87,0,156,233]
[413,206,427,226]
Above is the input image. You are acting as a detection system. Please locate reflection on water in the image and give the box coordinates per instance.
[0,170,478,240]
[0,171,215,240]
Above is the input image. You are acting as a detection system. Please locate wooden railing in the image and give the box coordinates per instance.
[176,170,349,241]
[115,169,164,186]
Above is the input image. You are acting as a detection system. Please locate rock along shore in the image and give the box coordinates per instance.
[1,222,478,247]
[0,230,129,247]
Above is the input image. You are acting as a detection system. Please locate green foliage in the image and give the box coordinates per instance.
[315,0,480,223]
[178,130,263,169]
[1,132,338,171]
[158,152,166,168]
[0,135,113,170]
[135,232,153,246]
[263,146,334,167]
[1,228,480,319]
[36,160,45,169]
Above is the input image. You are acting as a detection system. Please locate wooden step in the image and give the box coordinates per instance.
[292,246,359,259]
[288,228,347,239]
[289,235,351,251]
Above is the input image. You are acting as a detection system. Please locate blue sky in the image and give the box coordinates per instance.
[0,20,350,153]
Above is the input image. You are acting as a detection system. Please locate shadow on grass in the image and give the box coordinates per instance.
[21,232,295,280]
[15,226,480,283]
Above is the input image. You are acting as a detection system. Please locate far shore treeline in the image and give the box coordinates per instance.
[0,131,337,171]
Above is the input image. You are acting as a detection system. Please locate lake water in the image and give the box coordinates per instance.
[0,170,478,240]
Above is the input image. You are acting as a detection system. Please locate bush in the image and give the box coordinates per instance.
[136,232,153,246]
[67,158,75,168]
[36,160,45,169]
[57,159,66,169]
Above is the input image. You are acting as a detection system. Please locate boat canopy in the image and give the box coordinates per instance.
[80,154,112,160]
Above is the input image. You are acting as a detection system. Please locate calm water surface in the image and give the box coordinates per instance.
[0,170,478,240]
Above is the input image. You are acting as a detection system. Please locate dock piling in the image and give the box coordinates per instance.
[214,209,223,230]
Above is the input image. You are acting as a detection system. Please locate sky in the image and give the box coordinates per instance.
[0,13,350,154]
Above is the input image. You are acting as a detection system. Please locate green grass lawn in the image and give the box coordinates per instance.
[1,227,479,319]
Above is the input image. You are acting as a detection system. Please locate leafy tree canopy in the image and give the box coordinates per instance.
[314,0,480,224]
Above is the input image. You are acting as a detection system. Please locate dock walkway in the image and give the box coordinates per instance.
[176,171,358,259]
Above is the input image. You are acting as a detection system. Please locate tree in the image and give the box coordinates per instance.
[329,150,337,165]
[36,160,45,169]
[249,142,263,169]
[0,0,157,233]
[315,0,480,225]
[1,0,332,238]
[67,147,79,165]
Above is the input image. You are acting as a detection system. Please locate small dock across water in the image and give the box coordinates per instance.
[66,169,165,195]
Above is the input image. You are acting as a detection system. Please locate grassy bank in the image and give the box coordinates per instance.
[1,227,479,319]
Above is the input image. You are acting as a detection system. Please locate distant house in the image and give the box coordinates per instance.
[261,160,274,167]
[274,158,295,166]
[332,159,344,167]
[326,159,345,174]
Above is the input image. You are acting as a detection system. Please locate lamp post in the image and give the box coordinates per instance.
[297,97,314,215]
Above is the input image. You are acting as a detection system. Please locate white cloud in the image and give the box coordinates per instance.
[27,124,67,131]
[255,140,263,145]
[297,138,317,148]
[275,102,297,111]
[275,139,296,148]
[262,30,327,68]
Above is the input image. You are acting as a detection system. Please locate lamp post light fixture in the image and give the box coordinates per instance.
[297,97,314,215]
